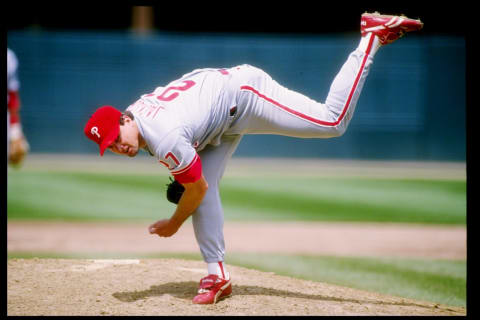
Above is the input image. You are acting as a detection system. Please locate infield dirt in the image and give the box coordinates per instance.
[7,221,466,316]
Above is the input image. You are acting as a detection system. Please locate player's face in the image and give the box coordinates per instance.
[108,117,140,157]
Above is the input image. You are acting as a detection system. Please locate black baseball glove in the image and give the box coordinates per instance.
[166,176,185,204]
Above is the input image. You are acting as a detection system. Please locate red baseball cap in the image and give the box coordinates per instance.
[84,106,122,156]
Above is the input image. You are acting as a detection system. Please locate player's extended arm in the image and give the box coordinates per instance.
[148,175,208,237]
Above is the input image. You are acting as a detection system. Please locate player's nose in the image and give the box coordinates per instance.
[110,142,126,154]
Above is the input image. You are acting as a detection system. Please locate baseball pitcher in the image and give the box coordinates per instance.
[84,12,423,304]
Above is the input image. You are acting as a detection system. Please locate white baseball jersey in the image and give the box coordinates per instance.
[126,67,238,183]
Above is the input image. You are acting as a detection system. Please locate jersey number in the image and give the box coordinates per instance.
[159,151,180,170]
[157,80,196,102]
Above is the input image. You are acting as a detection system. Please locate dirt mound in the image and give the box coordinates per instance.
[7,258,465,316]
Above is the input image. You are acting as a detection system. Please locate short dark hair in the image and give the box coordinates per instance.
[119,110,135,125]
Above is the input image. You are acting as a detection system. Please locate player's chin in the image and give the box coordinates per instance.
[127,149,138,157]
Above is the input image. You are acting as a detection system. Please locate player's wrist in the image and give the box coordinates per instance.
[169,216,183,229]
[9,123,24,140]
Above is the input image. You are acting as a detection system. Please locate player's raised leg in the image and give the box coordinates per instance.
[226,12,422,139]
[227,39,376,138]
[324,12,423,132]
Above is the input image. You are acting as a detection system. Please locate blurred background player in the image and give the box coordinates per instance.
[7,48,29,167]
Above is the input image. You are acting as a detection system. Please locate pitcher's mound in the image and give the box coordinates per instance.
[7,258,465,316]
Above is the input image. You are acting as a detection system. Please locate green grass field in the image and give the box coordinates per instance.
[7,157,467,307]
[7,170,466,224]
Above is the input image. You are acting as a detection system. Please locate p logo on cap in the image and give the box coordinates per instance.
[84,106,122,156]
[90,126,101,138]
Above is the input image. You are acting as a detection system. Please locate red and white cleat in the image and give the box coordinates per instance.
[192,274,232,304]
[361,12,423,45]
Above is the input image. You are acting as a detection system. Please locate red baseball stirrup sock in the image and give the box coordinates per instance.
[207,261,229,280]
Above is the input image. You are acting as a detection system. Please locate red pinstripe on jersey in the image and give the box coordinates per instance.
[240,34,374,127]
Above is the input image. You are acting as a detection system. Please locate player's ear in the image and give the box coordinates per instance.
[120,112,135,126]
[119,114,129,126]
